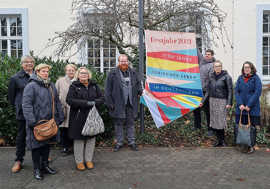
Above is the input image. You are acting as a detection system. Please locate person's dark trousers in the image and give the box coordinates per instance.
[250,126,257,147]
[31,145,50,170]
[114,104,135,146]
[15,120,26,163]
[60,127,73,149]
[215,129,225,142]
[193,97,210,130]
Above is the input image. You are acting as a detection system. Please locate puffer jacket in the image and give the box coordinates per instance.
[206,70,233,105]
[22,74,64,150]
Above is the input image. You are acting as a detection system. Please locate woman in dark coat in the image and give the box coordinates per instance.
[66,67,104,171]
[202,60,233,147]
[22,64,64,180]
[235,61,262,154]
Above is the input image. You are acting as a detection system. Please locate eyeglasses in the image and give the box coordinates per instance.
[23,61,34,64]
[244,66,251,69]
[79,72,89,75]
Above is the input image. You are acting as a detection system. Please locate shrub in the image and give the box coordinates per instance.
[0,55,113,145]
[1,55,270,147]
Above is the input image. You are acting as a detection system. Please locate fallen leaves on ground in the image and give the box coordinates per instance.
[254,145,260,150]
[236,178,245,182]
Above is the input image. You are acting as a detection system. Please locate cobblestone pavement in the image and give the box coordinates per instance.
[1,147,270,189]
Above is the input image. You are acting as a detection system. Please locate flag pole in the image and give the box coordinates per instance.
[139,0,145,133]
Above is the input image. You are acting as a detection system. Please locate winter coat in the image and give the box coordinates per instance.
[105,67,143,119]
[55,76,73,128]
[205,70,233,105]
[235,74,262,117]
[8,70,31,120]
[199,55,216,92]
[22,74,64,150]
[66,80,104,140]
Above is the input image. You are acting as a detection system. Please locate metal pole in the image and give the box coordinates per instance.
[139,0,145,133]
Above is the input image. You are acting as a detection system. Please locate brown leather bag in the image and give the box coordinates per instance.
[33,87,58,141]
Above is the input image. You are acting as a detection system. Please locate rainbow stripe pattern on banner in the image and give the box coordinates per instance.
[140,30,203,128]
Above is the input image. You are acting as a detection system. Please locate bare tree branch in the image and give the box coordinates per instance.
[48,0,229,62]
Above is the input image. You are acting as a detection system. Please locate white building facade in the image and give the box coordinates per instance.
[1,0,270,84]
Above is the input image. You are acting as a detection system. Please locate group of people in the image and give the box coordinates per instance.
[195,49,262,153]
[7,49,262,181]
[8,54,142,180]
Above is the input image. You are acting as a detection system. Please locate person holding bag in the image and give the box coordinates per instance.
[235,61,262,154]
[22,64,64,180]
[66,67,104,171]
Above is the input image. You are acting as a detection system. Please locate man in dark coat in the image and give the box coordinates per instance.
[105,54,143,152]
[8,55,35,173]
[193,49,215,136]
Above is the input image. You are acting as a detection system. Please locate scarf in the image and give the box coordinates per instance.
[214,70,224,80]
[80,79,89,88]
[37,75,51,88]
[119,69,133,106]
[244,74,252,83]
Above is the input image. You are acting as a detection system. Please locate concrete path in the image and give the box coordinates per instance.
[1,147,270,189]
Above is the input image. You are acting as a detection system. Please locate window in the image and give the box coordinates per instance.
[257,4,270,80]
[0,9,28,58]
[262,11,270,76]
[87,39,118,73]
[168,15,204,53]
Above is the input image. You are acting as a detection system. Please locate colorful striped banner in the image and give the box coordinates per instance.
[141,30,203,128]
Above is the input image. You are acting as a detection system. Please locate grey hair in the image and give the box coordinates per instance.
[214,60,222,66]
[20,55,35,64]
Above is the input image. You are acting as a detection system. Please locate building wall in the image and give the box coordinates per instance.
[216,0,270,84]
[1,0,270,84]
[0,0,75,61]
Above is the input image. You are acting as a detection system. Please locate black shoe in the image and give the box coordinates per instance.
[213,142,222,147]
[61,148,71,156]
[34,169,43,180]
[213,140,226,147]
[41,164,57,175]
[129,144,138,151]
[113,144,122,152]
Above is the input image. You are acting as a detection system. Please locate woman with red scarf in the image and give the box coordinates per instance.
[235,61,262,153]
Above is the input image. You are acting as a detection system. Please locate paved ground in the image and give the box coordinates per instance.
[1,147,270,189]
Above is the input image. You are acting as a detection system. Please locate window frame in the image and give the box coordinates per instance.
[0,8,29,57]
[84,38,119,73]
[257,4,270,83]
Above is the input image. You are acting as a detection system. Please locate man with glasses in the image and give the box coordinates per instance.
[105,54,143,152]
[8,55,35,173]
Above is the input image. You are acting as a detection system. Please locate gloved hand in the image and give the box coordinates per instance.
[87,101,95,106]
[107,104,114,111]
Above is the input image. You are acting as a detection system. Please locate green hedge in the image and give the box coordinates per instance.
[1,55,270,147]
[0,55,113,145]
